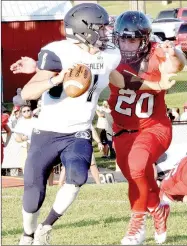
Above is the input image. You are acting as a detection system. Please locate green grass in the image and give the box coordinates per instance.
[94,144,116,169]
[98,1,186,18]
[2,183,187,245]
[166,91,187,113]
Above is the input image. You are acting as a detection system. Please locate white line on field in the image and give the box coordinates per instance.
[2,195,128,203]
[2,196,186,207]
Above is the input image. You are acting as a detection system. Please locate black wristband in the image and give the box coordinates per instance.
[48,84,63,99]
[122,70,144,91]
[124,80,143,91]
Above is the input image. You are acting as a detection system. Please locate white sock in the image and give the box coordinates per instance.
[22,208,40,235]
[53,183,80,215]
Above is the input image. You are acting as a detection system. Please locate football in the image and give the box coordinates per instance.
[63,64,92,98]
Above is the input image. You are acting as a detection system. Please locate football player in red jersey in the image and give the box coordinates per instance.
[159,157,187,203]
[108,11,186,245]
[155,145,187,203]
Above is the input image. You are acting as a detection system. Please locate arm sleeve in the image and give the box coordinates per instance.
[37,49,64,98]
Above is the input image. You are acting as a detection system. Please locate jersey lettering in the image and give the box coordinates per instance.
[115,89,154,118]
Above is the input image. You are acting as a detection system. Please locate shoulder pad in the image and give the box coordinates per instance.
[37,50,62,72]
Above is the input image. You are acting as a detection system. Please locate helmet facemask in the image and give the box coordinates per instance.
[74,24,114,50]
[113,11,152,63]
[113,32,150,64]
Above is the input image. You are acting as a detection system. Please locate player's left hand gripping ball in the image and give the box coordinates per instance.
[63,64,92,98]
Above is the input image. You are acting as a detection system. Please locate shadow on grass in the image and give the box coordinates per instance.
[2,215,129,236]
[54,215,130,230]
[2,227,23,237]
[166,235,187,243]
[146,234,187,244]
[170,211,187,216]
[96,157,116,170]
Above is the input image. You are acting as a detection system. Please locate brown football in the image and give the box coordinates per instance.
[63,64,92,98]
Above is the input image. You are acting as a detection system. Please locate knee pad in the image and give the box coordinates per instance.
[66,160,89,187]
[23,186,46,213]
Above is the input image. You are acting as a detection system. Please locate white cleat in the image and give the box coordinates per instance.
[33,224,52,245]
[121,212,146,245]
[19,235,33,245]
[155,231,167,244]
[121,233,146,245]
[150,204,170,244]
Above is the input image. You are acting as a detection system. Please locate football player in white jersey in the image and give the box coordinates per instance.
[14,3,122,245]
[10,4,178,245]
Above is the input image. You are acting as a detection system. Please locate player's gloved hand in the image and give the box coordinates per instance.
[10,57,37,74]
[158,62,177,90]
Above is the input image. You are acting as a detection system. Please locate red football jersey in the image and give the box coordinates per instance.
[108,42,171,130]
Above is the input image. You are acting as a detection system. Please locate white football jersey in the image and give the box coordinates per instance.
[37,40,121,133]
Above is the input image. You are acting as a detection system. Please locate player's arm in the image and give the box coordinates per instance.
[160,40,186,73]
[91,125,101,144]
[21,69,62,100]
[109,65,176,91]
[91,125,104,152]
[21,50,69,100]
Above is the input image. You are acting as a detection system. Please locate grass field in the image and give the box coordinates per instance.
[2,183,187,245]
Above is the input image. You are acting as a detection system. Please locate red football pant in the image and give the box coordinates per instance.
[160,157,187,201]
[113,123,172,212]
